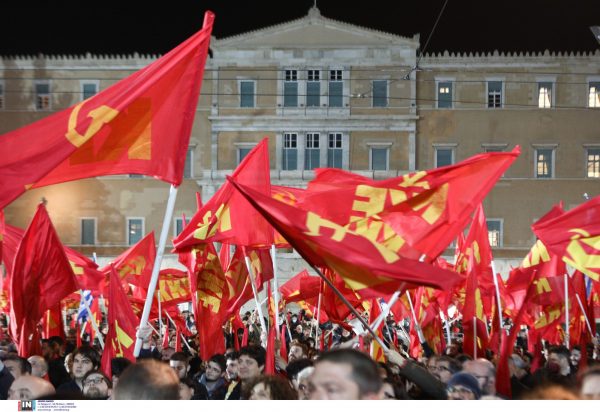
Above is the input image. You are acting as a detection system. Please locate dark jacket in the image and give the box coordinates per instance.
[0,364,14,400]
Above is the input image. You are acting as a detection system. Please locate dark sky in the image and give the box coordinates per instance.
[1,0,600,56]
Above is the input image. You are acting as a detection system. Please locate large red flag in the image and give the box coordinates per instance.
[298,148,519,261]
[9,204,78,356]
[533,195,600,281]
[101,266,140,377]
[0,13,215,209]
[42,305,65,339]
[0,210,4,263]
[173,138,273,249]
[229,177,463,298]
[280,269,321,304]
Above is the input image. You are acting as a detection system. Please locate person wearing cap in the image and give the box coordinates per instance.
[446,372,481,400]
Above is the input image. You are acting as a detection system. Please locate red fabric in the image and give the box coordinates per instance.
[100,232,156,289]
[42,305,65,339]
[264,324,276,374]
[229,178,464,299]
[280,324,288,362]
[533,195,600,281]
[280,269,320,303]
[9,204,78,356]
[0,210,4,264]
[271,185,307,248]
[173,138,274,249]
[180,243,229,360]
[299,148,519,261]
[101,266,140,377]
[0,13,215,210]
[241,325,249,347]
[175,326,182,353]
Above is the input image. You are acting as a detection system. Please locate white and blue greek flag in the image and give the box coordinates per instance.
[77,290,93,323]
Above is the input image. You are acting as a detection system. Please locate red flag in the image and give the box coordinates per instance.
[298,148,519,261]
[42,305,65,339]
[100,232,156,289]
[533,195,600,281]
[0,210,4,263]
[280,323,288,362]
[271,185,306,248]
[175,326,182,353]
[9,204,78,356]
[174,138,274,249]
[280,269,320,304]
[0,13,215,210]
[264,324,276,375]
[101,266,140,377]
[229,177,463,298]
[181,243,229,360]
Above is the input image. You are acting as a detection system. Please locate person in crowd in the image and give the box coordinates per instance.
[286,358,313,391]
[570,345,582,374]
[288,340,309,363]
[294,365,314,400]
[197,353,228,399]
[462,358,497,397]
[521,385,580,400]
[530,345,575,389]
[110,357,132,389]
[446,372,481,400]
[247,375,298,400]
[56,346,100,395]
[0,358,15,400]
[113,359,179,400]
[46,336,70,388]
[27,355,49,380]
[169,352,191,380]
[579,365,600,400]
[225,344,266,400]
[385,349,450,399]
[308,348,383,400]
[381,377,408,400]
[225,351,239,381]
[7,375,55,400]
[178,377,199,400]
[81,370,112,400]
[3,355,31,379]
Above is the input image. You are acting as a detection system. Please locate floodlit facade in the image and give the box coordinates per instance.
[2,7,600,279]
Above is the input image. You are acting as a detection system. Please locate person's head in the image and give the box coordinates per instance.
[161,347,176,362]
[288,340,309,363]
[71,347,100,381]
[238,345,266,382]
[4,355,31,379]
[64,353,74,376]
[27,355,48,378]
[110,357,132,388]
[295,366,314,400]
[580,365,600,400]
[382,378,408,400]
[247,375,298,400]
[445,341,460,357]
[430,355,461,384]
[508,353,527,378]
[522,385,580,400]
[225,351,239,380]
[178,377,197,400]
[547,345,571,375]
[7,375,55,400]
[446,372,481,400]
[205,354,226,382]
[308,348,383,400]
[168,352,190,380]
[113,360,179,400]
[47,336,65,358]
[286,358,314,388]
[570,346,582,368]
[82,370,112,400]
[462,358,496,396]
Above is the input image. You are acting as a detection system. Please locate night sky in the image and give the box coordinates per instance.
[1,0,600,56]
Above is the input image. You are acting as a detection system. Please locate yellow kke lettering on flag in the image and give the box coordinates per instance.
[193,203,232,240]
[564,229,600,281]
[522,240,551,268]
[112,320,134,358]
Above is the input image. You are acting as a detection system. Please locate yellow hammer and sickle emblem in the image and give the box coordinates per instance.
[66,101,119,147]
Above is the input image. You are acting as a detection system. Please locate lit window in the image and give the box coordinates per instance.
[437,81,453,108]
[587,148,600,178]
[588,82,600,108]
[538,82,553,108]
[486,219,502,247]
[535,148,554,178]
[127,218,144,245]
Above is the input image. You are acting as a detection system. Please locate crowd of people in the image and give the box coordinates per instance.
[0,310,599,401]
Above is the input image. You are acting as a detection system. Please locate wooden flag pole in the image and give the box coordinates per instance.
[134,185,178,357]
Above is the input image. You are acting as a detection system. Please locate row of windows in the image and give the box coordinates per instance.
[1,77,598,111]
[79,216,504,247]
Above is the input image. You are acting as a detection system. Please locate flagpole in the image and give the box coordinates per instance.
[491,261,504,331]
[244,254,268,336]
[157,287,163,346]
[371,290,401,332]
[134,185,178,357]
[440,310,451,346]
[574,293,594,335]
[315,278,323,345]
[310,265,388,350]
[564,273,570,349]
[473,317,477,358]
[406,291,425,345]
[164,311,195,354]
[270,245,280,332]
